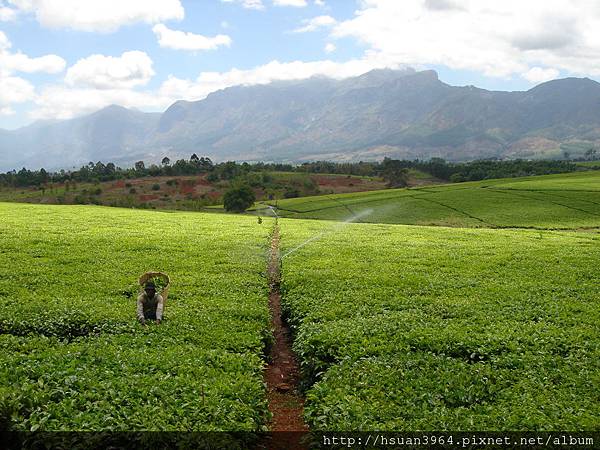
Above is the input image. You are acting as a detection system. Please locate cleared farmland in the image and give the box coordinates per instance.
[279,218,600,430]
[258,171,600,229]
[1,169,599,434]
[0,203,272,432]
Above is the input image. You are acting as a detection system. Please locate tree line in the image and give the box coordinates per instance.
[0,154,582,189]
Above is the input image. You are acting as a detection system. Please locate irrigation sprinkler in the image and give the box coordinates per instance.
[281,208,373,259]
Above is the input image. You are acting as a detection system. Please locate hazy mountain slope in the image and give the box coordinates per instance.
[0,106,160,170]
[2,69,600,171]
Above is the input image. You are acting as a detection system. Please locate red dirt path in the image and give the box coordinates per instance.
[262,226,309,449]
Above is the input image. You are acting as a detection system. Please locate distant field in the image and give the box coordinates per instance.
[280,218,600,430]
[0,203,271,432]
[0,172,388,212]
[257,171,600,229]
[575,161,600,169]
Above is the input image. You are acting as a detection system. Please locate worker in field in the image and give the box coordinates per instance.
[137,281,164,325]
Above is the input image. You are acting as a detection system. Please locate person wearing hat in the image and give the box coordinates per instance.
[137,281,164,325]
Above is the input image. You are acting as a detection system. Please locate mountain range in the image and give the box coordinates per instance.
[1,68,600,171]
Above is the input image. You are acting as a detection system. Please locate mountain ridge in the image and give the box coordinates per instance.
[1,69,599,171]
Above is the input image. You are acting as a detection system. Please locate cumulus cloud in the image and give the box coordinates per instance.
[0,51,65,73]
[0,31,65,111]
[220,0,264,10]
[0,30,9,51]
[0,106,15,115]
[30,85,172,120]
[293,15,336,33]
[158,55,403,102]
[324,43,336,53]
[0,31,65,74]
[423,0,464,12]
[153,24,231,51]
[8,0,184,32]
[0,74,35,104]
[30,53,406,121]
[522,67,560,83]
[65,51,154,89]
[0,4,17,21]
[273,0,307,6]
[332,0,600,79]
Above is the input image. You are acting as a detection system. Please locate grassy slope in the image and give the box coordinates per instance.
[280,218,600,430]
[259,171,600,230]
[0,203,273,432]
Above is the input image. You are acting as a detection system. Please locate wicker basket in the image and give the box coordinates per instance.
[138,271,171,301]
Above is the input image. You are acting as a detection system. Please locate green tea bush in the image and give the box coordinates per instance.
[0,203,272,431]
[264,171,600,229]
[280,218,600,430]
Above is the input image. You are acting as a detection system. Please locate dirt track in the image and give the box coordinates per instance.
[262,225,308,449]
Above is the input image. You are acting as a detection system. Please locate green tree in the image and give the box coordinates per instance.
[381,159,410,188]
[585,148,597,160]
[223,185,256,212]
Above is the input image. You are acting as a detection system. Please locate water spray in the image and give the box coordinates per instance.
[281,208,373,259]
[267,205,280,219]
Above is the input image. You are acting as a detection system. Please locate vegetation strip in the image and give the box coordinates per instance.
[263,224,309,445]
[486,187,600,207]
[484,188,600,217]
[280,219,600,430]
[263,171,600,230]
[406,193,493,226]
[0,203,271,433]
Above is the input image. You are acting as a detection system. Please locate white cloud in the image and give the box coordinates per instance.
[158,55,403,101]
[0,52,65,73]
[0,5,17,21]
[221,0,307,8]
[8,0,184,32]
[293,15,336,33]
[0,30,66,74]
[153,24,231,51]
[0,74,35,104]
[0,30,10,51]
[314,0,325,6]
[332,0,600,78]
[0,31,66,113]
[0,106,15,115]
[31,85,171,120]
[65,51,154,89]
[29,54,403,121]
[220,0,264,10]
[324,43,336,53]
[273,0,307,6]
[522,67,560,83]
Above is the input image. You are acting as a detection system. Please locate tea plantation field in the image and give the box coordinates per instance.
[0,202,272,432]
[2,175,599,434]
[279,218,600,430]
[259,171,600,229]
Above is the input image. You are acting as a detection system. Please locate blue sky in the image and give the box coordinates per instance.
[1,0,597,129]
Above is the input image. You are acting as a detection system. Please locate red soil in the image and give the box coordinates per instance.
[262,227,309,449]
[138,194,159,202]
[315,175,362,187]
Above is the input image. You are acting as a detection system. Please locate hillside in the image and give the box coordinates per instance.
[257,171,600,230]
[2,69,600,170]
[0,172,392,211]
